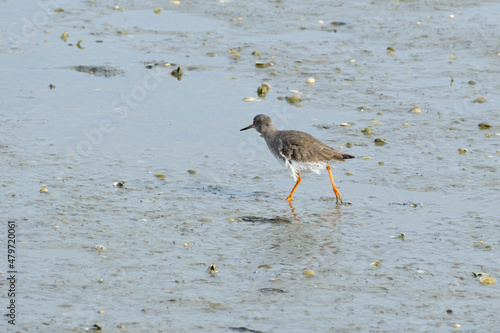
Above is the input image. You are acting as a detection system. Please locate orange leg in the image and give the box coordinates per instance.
[286,173,301,201]
[326,166,343,204]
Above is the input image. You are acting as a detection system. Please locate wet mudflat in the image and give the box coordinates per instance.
[1,0,499,332]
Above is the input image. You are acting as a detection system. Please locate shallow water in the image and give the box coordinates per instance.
[1,0,500,332]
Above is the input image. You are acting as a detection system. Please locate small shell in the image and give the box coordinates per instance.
[458,148,468,154]
[154,173,166,179]
[479,276,496,285]
[409,107,421,114]
[371,261,381,267]
[40,188,49,193]
[473,241,493,250]
[303,269,315,276]
[88,324,102,331]
[374,138,387,145]
[95,245,107,251]
[243,97,260,102]
[60,31,69,42]
[207,264,218,275]
[261,82,272,90]
[170,67,182,80]
[390,233,405,240]
[473,97,486,103]
[187,169,197,174]
[257,86,267,98]
[257,83,271,98]
[285,95,303,105]
[76,40,85,49]
[361,127,373,134]
[478,123,492,129]
[306,77,315,84]
[154,7,161,14]
[255,62,274,68]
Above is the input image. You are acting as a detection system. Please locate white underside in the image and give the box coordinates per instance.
[277,154,332,182]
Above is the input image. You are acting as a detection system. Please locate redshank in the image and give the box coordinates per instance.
[240,114,354,204]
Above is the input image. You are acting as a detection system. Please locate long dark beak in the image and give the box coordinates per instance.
[240,124,253,131]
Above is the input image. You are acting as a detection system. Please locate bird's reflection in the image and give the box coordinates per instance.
[287,200,344,223]
[287,201,300,221]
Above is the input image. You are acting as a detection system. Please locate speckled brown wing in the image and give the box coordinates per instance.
[277,130,354,163]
